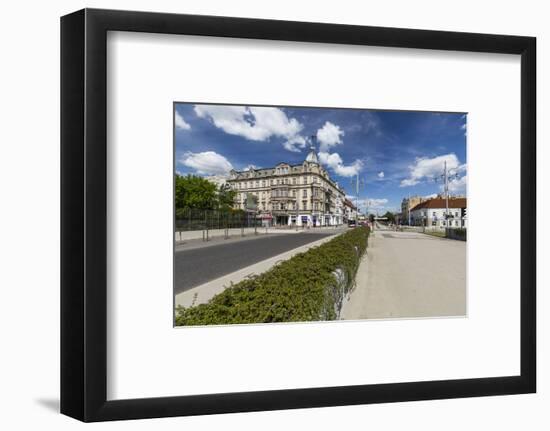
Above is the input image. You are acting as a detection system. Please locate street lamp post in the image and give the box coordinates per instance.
[351,173,365,223]
[408,192,411,226]
[437,159,460,227]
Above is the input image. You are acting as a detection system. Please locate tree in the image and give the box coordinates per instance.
[382,211,396,224]
[175,174,217,210]
[217,183,237,211]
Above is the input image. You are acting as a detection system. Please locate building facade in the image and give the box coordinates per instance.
[401,195,426,225]
[343,198,358,223]
[226,148,346,227]
[410,197,467,228]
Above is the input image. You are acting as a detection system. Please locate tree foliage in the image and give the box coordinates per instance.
[217,183,237,211]
[175,174,228,210]
[382,211,396,223]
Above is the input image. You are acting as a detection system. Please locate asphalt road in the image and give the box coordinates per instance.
[174,232,335,294]
[341,227,466,319]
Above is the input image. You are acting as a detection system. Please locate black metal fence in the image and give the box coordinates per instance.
[175,208,261,232]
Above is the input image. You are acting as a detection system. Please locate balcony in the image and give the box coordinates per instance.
[271,194,296,201]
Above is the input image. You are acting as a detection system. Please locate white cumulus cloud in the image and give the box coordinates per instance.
[447,174,467,193]
[175,111,191,130]
[400,153,462,187]
[318,151,363,177]
[179,151,233,175]
[194,105,304,151]
[316,121,344,152]
[283,135,307,153]
[377,171,385,178]
[367,198,389,208]
[356,198,389,210]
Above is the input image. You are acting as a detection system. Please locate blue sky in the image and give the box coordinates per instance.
[175,103,467,213]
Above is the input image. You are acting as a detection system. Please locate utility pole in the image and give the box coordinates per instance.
[444,160,449,224]
[408,192,411,226]
[436,160,459,227]
[351,174,365,222]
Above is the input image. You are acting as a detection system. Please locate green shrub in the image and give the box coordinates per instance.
[175,227,370,326]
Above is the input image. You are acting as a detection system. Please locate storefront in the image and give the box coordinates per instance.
[259,214,272,227]
[274,214,288,226]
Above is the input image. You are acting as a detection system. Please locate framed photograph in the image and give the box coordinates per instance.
[61,8,536,422]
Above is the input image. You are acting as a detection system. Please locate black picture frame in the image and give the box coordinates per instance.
[61,8,536,422]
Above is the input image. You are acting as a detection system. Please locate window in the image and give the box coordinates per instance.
[303,189,308,198]
[455,211,459,217]
[293,177,296,185]
[433,212,436,217]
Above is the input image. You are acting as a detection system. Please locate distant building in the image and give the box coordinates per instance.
[401,196,426,225]
[394,212,403,225]
[226,147,346,227]
[343,199,358,223]
[410,197,467,228]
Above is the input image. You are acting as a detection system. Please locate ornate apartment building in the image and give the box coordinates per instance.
[227,148,346,227]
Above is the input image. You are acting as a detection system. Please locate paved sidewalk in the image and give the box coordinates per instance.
[341,229,466,320]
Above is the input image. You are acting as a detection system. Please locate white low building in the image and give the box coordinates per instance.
[410,197,467,229]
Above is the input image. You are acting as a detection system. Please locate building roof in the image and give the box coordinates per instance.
[411,197,466,211]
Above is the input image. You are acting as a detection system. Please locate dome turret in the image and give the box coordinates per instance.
[305,146,318,164]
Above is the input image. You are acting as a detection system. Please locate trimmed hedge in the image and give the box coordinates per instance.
[175,227,370,326]
[445,227,467,241]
